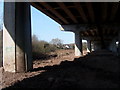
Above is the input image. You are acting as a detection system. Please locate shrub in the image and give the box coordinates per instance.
[32,35,58,60]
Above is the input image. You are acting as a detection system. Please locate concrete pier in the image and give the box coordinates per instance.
[3,2,32,72]
[2,2,120,73]
[109,38,117,53]
[75,32,83,57]
[118,31,120,56]
[93,41,101,51]
[87,40,92,52]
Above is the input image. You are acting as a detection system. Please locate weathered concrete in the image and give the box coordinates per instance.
[118,31,120,56]
[109,38,117,53]
[87,40,92,52]
[3,2,32,72]
[74,32,83,57]
[3,2,16,72]
[92,41,101,51]
[61,25,87,32]
[0,30,3,67]
[61,25,84,57]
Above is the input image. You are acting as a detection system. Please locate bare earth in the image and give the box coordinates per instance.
[1,50,120,89]
[1,50,75,89]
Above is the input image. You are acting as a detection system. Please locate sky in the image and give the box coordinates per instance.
[0,2,75,44]
[31,6,75,44]
[0,2,74,44]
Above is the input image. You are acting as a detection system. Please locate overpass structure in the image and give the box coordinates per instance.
[3,2,120,72]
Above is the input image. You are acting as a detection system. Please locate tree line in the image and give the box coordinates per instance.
[32,35,64,60]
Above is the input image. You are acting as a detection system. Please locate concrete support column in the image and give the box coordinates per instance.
[93,41,101,51]
[74,32,83,57]
[118,31,120,56]
[87,40,92,52]
[3,2,32,72]
[109,38,117,53]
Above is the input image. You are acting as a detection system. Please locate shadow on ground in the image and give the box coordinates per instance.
[3,50,120,89]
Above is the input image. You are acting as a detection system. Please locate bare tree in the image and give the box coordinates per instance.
[32,34,39,42]
[50,38,63,46]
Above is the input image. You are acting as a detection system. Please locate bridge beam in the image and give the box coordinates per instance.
[3,2,32,72]
[61,24,87,32]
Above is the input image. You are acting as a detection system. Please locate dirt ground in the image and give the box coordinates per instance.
[1,49,120,89]
[1,49,75,89]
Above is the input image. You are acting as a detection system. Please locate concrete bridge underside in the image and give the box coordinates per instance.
[3,2,120,72]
